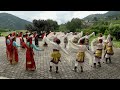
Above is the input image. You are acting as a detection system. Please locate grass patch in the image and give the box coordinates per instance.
[113,40,120,48]
[0,30,28,36]
[15,30,27,33]
[0,31,13,36]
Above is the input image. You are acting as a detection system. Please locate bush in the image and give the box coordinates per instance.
[76,29,82,32]
[104,29,110,35]
[0,28,10,32]
[109,24,120,36]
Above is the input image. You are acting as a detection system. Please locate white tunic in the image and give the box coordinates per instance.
[44,36,69,54]
[96,43,103,50]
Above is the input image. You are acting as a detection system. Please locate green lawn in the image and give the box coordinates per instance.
[0,30,27,36]
[113,40,120,48]
[15,30,27,33]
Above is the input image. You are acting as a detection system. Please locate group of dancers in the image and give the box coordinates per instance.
[5,31,114,73]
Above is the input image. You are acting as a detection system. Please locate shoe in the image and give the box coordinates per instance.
[81,66,83,72]
[109,58,112,63]
[98,62,101,67]
[106,58,108,64]
[56,71,59,73]
[56,66,58,73]
[74,66,77,72]
[93,63,96,68]
[81,70,83,72]
[49,66,52,72]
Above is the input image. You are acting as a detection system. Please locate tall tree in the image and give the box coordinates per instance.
[66,18,83,32]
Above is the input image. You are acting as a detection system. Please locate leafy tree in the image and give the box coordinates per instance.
[47,19,59,31]
[26,19,59,34]
[66,18,83,32]
[59,24,68,32]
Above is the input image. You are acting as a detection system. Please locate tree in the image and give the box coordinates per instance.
[109,24,120,36]
[26,19,59,34]
[93,17,98,21]
[59,24,68,32]
[25,24,35,33]
[66,18,83,32]
[47,19,59,31]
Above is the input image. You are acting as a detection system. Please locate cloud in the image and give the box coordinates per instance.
[0,11,108,24]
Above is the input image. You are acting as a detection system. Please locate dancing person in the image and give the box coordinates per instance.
[63,32,71,48]
[42,32,48,47]
[20,37,25,48]
[25,32,29,40]
[11,37,21,64]
[5,36,12,61]
[22,37,44,71]
[35,34,39,47]
[91,38,103,68]
[84,32,95,50]
[67,37,93,72]
[104,34,114,63]
[71,31,83,44]
[43,34,69,73]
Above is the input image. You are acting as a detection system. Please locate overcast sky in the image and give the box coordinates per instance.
[0,11,108,24]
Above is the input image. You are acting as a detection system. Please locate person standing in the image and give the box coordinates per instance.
[92,39,103,68]
[42,32,48,47]
[35,34,39,47]
[63,32,69,48]
[68,38,93,72]
[84,32,95,50]
[25,32,29,41]
[5,36,12,61]
[104,34,114,63]
[11,37,21,64]
[43,35,69,73]
[22,37,44,71]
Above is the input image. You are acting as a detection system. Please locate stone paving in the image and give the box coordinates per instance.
[0,35,120,79]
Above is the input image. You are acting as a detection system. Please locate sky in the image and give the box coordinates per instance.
[0,11,108,24]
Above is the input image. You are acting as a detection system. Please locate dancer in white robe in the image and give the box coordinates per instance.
[104,34,114,63]
[43,34,69,73]
[91,38,103,68]
[71,31,83,44]
[68,37,94,72]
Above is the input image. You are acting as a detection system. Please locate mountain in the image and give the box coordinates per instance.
[83,11,120,21]
[0,13,32,30]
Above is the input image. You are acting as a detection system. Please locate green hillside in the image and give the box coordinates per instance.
[83,11,120,21]
[0,13,32,30]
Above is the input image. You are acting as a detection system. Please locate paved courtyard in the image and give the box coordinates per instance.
[0,35,120,79]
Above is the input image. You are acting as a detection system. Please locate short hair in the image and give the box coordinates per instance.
[111,37,113,41]
[12,37,16,41]
[9,33,12,36]
[55,39,61,44]
[80,39,85,44]
[99,33,102,37]
[99,39,103,43]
